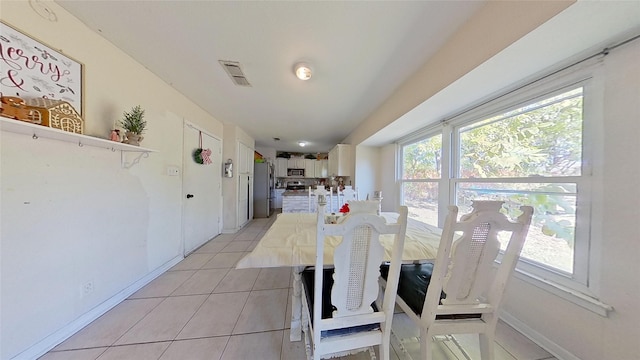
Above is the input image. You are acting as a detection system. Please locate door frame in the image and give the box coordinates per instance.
[182,120,223,256]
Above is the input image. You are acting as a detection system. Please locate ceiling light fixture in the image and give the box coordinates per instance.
[298,141,306,147]
[294,63,312,80]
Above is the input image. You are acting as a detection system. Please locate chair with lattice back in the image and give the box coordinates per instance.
[338,185,358,209]
[300,201,408,360]
[308,185,333,213]
[381,200,533,360]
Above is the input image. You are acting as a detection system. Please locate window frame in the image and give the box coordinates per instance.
[397,63,603,299]
[397,131,445,228]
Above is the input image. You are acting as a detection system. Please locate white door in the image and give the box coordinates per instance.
[238,174,252,227]
[183,123,222,255]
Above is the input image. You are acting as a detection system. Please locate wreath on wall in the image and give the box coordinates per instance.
[192,131,212,165]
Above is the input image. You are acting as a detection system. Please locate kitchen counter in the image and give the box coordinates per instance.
[282,191,340,213]
[282,193,309,213]
[283,190,308,196]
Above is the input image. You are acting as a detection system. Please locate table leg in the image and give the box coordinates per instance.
[290,266,303,341]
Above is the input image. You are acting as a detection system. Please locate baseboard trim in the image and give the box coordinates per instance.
[12,255,183,360]
[500,310,581,360]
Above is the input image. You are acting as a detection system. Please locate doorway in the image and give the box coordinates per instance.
[182,122,222,255]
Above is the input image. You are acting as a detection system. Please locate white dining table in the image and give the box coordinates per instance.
[235,212,443,341]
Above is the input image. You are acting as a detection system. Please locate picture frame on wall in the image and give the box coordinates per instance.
[0,21,84,115]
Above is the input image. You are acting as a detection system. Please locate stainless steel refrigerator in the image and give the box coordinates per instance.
[253,162,274,218]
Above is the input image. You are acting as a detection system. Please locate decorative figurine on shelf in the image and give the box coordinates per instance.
[109,129,120,142]
[1,95,84,134]
[336,177,345,191]
[1,95,43,124]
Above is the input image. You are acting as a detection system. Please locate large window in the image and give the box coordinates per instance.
[456,87,583,276]
[400,134,441,227]
[400,81,592,290]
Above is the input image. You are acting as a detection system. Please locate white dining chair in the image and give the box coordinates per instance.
[337,185,358,209]
[308,185,332,213]
[300,201,409,360]
[380,200,533,360]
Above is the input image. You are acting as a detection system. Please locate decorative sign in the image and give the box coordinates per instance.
[0,22,83,114]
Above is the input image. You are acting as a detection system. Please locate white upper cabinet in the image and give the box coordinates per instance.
[315,159,328,178]
[275,155,328,178]
[305,159,316,178]
[328,144,352,177]
[276,158,288,177]
[287,158,305,169]
[238,142,254,174]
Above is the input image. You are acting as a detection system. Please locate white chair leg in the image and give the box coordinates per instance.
[379,335,389,360]
[479,333,495,360]
[301,310,310,358]
[390,328,413,360]
[369,346,378,360]
[302,325,312,360]
[290,269,303,341]
[420,329,433,360]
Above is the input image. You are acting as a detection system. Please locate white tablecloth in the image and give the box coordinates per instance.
[236,212,441,269]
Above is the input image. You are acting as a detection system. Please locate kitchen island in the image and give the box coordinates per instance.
[282,191,309,213]
[282,190,339,213]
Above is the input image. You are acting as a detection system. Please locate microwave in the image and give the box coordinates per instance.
[287,168,305,177]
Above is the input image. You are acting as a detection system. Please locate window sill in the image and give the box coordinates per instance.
[513,269,613,317]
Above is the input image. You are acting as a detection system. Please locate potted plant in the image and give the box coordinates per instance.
[120,105,146,146]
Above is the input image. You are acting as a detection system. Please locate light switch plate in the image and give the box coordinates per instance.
[167,166,180,176]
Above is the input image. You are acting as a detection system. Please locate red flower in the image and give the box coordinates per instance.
[339,203,350,213]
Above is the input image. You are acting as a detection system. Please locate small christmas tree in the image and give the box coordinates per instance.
[120,105,146,135]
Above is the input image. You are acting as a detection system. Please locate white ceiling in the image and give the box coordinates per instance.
[55,0,485,153]
[55,1,640,154]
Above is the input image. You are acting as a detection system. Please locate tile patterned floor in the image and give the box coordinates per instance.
[40,216,557,360]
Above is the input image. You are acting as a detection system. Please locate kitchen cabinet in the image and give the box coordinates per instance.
[305,159,316,178]
[288,158,305,169]
[276,158,288,177]
[238,142,254,175]
[314,159,328,178]
[328,144,352,177]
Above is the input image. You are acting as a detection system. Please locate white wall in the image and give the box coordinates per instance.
[354,143,400,213]
[255,146,276,164]
[352,145,378,204]
[222,124,255,233]
[0,2,226,359]
[379,144,398,212]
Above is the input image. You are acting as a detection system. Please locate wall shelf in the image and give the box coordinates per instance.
[1,117,156,167]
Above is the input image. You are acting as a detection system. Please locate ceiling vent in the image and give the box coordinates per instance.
[219,60,251,87]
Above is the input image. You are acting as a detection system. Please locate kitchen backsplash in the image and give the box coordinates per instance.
[276,176,351,189]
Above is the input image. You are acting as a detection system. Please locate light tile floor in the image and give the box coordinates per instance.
[40,216,557,360]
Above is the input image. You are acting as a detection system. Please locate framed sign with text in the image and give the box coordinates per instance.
[1,21,83,115]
